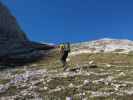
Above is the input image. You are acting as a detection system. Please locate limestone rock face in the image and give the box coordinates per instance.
[0,2,54,64]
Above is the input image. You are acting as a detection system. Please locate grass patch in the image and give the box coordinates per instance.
[0,79,10,84]
[70,53,133,66]
[12,69,25,75]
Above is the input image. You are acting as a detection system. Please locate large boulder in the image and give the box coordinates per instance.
[0,2,54,65]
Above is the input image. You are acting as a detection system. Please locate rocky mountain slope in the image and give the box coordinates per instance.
[0,39,133,99]
[1,1,133,100]
[70,38,133,56]
[0,2,54,65]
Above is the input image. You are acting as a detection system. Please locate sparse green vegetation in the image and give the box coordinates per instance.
[12,69,25,75]
[0,79,10,84]
[32,52,133,99]
[1,50,133,99]
[70,53,133,66]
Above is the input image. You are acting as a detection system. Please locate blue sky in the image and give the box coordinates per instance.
[1,0,133,44]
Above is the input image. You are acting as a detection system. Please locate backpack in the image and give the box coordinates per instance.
[64,43,71,52]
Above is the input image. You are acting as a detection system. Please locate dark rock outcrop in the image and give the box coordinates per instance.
[0,2,55,65]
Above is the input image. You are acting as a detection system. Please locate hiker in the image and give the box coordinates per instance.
[59,42,71,70]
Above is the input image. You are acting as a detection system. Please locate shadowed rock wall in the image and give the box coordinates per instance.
[0,2,54,65]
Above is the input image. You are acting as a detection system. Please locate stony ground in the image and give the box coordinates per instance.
[0,51,133,100]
